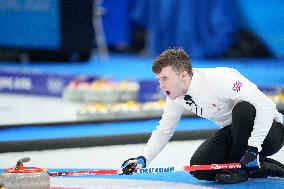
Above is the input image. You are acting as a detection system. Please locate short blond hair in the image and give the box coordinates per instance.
[152,48,192,75]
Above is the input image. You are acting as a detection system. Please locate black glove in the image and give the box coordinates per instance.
[240,146,260,173]
[121,156,146,175]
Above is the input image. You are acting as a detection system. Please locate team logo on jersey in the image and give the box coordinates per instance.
[184,95,203,115]
[184,95,197,106]
[232,81,243,92]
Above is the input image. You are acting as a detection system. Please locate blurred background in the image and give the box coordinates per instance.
[0,0,284,153]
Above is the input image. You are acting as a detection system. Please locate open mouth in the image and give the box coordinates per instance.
[165,91,170,96]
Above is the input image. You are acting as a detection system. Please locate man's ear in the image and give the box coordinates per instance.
[181,71,189,79]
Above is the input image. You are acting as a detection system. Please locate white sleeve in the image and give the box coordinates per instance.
[141,98,184,165]
[217,69,276,151]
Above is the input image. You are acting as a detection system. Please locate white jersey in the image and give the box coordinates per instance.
[141,67,283,165]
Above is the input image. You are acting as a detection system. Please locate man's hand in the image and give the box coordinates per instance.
[240,146,260,173]
[121,156,146,175]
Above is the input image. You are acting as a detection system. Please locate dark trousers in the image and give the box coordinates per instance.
[190,101,284,181]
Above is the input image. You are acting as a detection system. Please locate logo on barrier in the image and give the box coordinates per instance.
[46,78,65,94]
[0,76,32,90]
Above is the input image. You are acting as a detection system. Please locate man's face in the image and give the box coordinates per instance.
[155,66,189,100]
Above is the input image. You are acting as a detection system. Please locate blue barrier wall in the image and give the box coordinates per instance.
[235,0,284,57]
[0,0,60,49]
[1,0,283,57]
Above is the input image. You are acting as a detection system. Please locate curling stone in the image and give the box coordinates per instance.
[0,157,50,189]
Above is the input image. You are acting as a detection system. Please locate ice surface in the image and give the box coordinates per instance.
[1,140,283,189]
